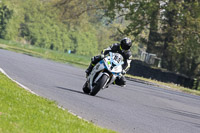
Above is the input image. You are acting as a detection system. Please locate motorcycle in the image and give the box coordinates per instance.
[82,52,124,96]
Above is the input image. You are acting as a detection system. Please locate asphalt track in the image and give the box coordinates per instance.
[0,49,200,133]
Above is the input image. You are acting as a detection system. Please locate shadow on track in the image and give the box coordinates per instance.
[56,86,115,101]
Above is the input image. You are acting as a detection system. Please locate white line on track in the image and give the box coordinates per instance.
[0,68,38,96]
[0,67,89,123]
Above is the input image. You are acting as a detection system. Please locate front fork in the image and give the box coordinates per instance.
[89,72,110,90]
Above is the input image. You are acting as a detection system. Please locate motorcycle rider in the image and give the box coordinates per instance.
[85,37,132,86]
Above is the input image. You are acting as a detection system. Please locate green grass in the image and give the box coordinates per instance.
[0,72,115,133]
[0,39,91,68]
[126,75,200,96]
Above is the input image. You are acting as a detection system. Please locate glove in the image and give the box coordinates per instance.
[121,70,126,75]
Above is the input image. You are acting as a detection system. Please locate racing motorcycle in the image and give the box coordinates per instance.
[82,52,124,96]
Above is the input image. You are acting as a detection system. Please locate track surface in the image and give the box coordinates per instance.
[1,49,200,133]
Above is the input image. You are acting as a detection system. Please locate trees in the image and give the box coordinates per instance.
[172,0,200,77]
[52,0,107,22]
[0,2,13,38]
[1,0,115,56]
[159,0,200,78]
[105,0,200,78]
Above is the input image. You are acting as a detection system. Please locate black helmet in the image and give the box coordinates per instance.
[120,37,132,50]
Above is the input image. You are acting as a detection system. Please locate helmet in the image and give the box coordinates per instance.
[120,37,132,50]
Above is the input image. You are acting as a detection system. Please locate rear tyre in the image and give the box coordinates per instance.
[82,81,90,94]
[90,74,109,96]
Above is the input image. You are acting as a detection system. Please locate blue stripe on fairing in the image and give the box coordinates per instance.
[100,60,106,69]
[99,60,104,64]
[100,59,120,76]
[112,72,120,76]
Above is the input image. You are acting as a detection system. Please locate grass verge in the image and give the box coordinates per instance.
[0,72,115,133]
[126,75,200,96]
[0,39,90,68]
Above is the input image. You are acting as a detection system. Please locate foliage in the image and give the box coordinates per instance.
[0,0,127,56]
[0,2,13,38]
[105,0,200,79]
[162,0,200,78]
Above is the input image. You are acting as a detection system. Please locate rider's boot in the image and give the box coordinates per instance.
[85,63,94,77]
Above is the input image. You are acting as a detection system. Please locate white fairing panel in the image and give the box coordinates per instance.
[87,52,124,90]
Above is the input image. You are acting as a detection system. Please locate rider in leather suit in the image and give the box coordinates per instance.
[85,37,132,86]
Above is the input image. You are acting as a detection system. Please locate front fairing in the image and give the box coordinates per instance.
[87,52,124,90]
[103,53,124,75]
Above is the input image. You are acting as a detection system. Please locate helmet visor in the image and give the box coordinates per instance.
[121,44,131,50]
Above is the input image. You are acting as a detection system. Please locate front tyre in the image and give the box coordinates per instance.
[90,74,109,96]
[82,81,90,94]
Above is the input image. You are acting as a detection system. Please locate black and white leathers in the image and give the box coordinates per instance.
[101,43,132,72]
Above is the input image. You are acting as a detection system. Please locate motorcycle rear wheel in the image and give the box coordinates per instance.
[90,74,109,96]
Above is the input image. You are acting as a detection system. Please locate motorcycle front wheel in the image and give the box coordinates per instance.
[82,81,90,94]
[90,74,109,96]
